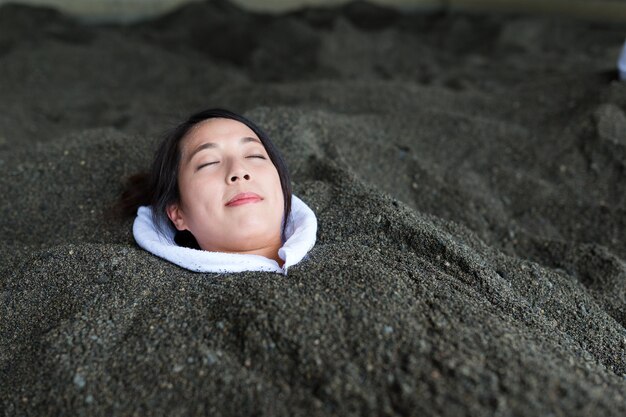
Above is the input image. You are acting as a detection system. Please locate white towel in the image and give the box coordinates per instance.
[619,39,626,81]
[133,195,317,275]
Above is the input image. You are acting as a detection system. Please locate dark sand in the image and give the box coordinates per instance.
[1,1,626,415]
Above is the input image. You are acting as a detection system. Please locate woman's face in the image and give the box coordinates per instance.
[166,117,284,253]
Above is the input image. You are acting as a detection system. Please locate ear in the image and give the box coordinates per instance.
[166,203,187,231]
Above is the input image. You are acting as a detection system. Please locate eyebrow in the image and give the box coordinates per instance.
[186,136,262,164]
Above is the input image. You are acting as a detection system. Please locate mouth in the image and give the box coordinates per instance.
[226,192,263,207]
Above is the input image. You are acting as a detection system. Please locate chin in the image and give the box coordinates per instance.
[240,225,274,239]
[234,226,278,245]
[236,215,281,232]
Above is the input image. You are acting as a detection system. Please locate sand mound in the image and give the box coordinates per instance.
[1,1,625,415]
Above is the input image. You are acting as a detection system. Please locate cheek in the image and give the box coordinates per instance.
[270,170,284,204]
[182,177,220,213]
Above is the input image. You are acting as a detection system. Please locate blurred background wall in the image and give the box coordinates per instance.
[0,0,625,22]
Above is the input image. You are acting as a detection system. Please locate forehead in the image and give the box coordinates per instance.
[182,118,260,150]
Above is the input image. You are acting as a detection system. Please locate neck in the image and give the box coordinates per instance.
[205,235,284,267]
[249,243,284,267]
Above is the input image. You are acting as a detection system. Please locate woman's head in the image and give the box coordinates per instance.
[148,108,291,252]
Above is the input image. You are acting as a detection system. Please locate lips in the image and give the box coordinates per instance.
[226,192,263,207]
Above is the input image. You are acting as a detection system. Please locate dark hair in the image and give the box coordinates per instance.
[117,108,292,249]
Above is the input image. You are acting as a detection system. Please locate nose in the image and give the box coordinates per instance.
[229,173,250,183]
[227,162,251,184]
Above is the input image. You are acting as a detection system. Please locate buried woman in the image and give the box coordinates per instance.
[118,108,317,274]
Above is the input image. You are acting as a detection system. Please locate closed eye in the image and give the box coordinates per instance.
[247,155,266,160]
[197,161,218,170]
